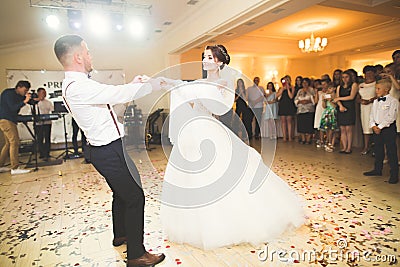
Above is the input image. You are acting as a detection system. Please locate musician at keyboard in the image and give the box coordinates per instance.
[34,88,54,161]
[0,80,32,174]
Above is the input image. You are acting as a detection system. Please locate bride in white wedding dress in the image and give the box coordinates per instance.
[160,45,304,250]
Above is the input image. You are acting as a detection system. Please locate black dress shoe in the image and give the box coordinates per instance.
[339,150,346,154]
[113,236,127,246]
[388,178,399,184]
[345,150,352,154]
[363,170,382,176]
[127,252,165,267]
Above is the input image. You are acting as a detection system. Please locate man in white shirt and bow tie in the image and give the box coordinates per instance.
[363,78,399,184]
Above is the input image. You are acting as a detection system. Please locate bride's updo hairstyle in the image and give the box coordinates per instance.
[206,44,230,66]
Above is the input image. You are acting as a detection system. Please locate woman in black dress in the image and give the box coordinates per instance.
[276,75,296,141]
[333,69,359,153]
[234,78,251,140]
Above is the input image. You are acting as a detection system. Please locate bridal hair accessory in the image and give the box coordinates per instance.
[216,45,229,63]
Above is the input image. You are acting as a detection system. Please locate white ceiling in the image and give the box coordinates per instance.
[182,0,400,59]
[0,0,208,47]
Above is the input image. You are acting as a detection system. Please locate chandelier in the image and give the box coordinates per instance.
[298,32,328,53]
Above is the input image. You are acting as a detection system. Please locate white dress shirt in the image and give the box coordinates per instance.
[36,99,54,125]
[62,71,153,146]
[369,94,399,129]
[247,85,265,108]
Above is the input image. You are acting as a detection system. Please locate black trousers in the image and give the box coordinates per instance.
[35,124,51,157]
[252,107,263,138]
[241,107,253,139]
[374,122,398,179]
[87,138,146,259]
[72,118,87,154]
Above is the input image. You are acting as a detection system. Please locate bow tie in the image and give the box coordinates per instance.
[378,97,386,102]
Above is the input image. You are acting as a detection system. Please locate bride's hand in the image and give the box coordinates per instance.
[131,75,151,83]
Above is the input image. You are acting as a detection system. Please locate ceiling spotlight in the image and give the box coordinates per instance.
[68,10,83,30]
[129,18,145,38]
[111,13,124,31]
[73,22,82,29]
[87,12,110,36]
[46,14,59,29]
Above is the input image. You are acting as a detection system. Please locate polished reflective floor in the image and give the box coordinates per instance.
[0,138,398,266]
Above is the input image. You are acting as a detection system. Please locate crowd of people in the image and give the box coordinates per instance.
[224,50,400,156]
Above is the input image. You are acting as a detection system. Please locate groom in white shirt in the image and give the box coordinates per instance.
[54,35,165,267]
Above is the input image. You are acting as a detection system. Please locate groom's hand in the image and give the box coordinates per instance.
[147,77,166,91]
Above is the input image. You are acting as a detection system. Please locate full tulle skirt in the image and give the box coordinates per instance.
[161,116,304,250]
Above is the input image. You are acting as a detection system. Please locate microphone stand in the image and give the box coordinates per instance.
[56,113,74,161]
[29,103,39,172]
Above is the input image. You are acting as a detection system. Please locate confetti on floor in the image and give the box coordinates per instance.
[0,140,398,266]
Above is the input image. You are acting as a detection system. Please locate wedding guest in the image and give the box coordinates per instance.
[320,83,338,152]
[294,78,315,144]
[247,77,265,139]
[277,75,296,141]
[294,76,303,95]
[334,69,359,154]
[382,63,400,163]
[314,79,327,148]
[234,78,250,139]
[363,78,398,184]
[358,65,377,155]
[332,69,343,87]
[261,82,278,139]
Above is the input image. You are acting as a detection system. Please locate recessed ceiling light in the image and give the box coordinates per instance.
[244,21,256,26]
[187,0,199,5]
[272,8,285,14]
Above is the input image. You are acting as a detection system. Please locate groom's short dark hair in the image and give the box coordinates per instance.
[54,35,83,65]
